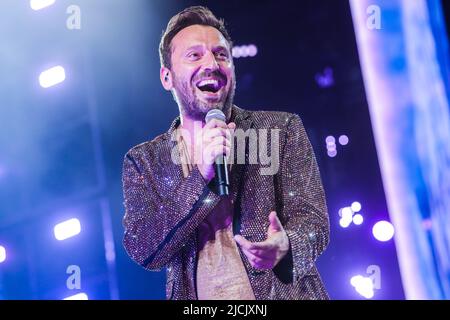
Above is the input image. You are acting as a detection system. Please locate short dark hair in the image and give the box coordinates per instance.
[159,6,233,69]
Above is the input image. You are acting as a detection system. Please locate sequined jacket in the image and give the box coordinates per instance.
[122,106,330,300]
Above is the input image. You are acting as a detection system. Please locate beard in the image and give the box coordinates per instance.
[171,70,235,121]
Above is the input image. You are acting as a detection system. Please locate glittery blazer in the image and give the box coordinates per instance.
[122,105,330,300]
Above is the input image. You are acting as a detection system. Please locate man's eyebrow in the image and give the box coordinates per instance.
[212,45,229,52]
[184,45,204,52]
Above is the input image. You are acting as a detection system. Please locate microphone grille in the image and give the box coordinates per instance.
[205,109,226,123]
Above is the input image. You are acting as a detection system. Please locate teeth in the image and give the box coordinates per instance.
[197,79,219,88]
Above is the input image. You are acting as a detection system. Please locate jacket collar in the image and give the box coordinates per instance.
[166,105,251,137]
[162,105,253,198]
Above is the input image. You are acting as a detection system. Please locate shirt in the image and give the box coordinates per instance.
[176,126,255,300]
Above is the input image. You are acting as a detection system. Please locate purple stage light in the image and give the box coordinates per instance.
[315,67,335,88]
[247,44,258,57]
[327,149,337,158]
[325,136,336,144]
[339,135,349,146]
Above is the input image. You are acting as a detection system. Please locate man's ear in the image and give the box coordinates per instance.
[160,66,173,91]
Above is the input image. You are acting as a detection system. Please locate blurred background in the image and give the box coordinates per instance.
[0,0,449,300]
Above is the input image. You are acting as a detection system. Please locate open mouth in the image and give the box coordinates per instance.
[195,78,225,94]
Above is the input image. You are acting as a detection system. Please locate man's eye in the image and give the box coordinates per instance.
[216,52,228,59]
[187,52,200,60]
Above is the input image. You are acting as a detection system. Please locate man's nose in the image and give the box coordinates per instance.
[202,51,219,73]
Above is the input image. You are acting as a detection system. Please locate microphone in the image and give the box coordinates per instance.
[205,109,230,196]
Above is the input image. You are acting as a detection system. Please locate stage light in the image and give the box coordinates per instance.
[63,292,88,300]
[339,135,349,146]
[315,67,335,88]
[30,0,55,11]
[339,218,351,228]
[54,218,81,241]
[353,214,364,225]
[326,136,338,157]
[341,207,353,218]
[105,240,116,262]
[372,220,395,242]
[39,66,66,88]
[0,245,6,263]
[327,150,337,158]
[350,275,374,299]
[247,44,258,57]
[232,46,241,58]
[351,201,362,212]
[325,136,335,144]
[232,45,258,59]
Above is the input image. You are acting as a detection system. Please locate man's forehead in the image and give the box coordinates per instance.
[171,25,229,51]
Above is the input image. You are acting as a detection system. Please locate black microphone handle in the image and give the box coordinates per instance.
[214,154,229,196]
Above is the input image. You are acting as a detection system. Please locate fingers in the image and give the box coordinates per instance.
[201,121,234,164]
[203,138,230,163]
[203,118,234,130]
[235,235,275,270]
[234,235,254,250]
[203,127,232,142]
[268,211,283,234]
[241,248,273,270]
[234,235,273,254]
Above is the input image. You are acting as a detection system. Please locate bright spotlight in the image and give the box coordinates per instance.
[30,0,55,11]
[63,293,88,300]
[339,217,352,228]
[353,214,364,225]
[327,150,337,158]
[341,207,353,219]
[54,218,81,241]
[325,136,335,144]
[339,135,349,146]
[350,275,374,299]
[372,220,395,242]
[0,245,6,263]
[351,201,362,212]
[247,44,258,57]
[39,66,66,88]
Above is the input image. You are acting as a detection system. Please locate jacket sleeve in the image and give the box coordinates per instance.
[275,114,330,282]
[121,150,221,271]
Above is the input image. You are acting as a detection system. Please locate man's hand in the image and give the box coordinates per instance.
[195,119,236,182]
[234,211,290,270]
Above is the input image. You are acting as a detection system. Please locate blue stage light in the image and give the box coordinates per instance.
[54,218,81,241]
[30,0,55,11]
[63,292,88,300]
[39,66,66,88]
[0,245,6,263]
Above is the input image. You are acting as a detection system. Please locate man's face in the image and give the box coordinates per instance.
[167,25,235,121]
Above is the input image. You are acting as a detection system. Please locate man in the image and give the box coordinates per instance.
[122,6,329,300]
